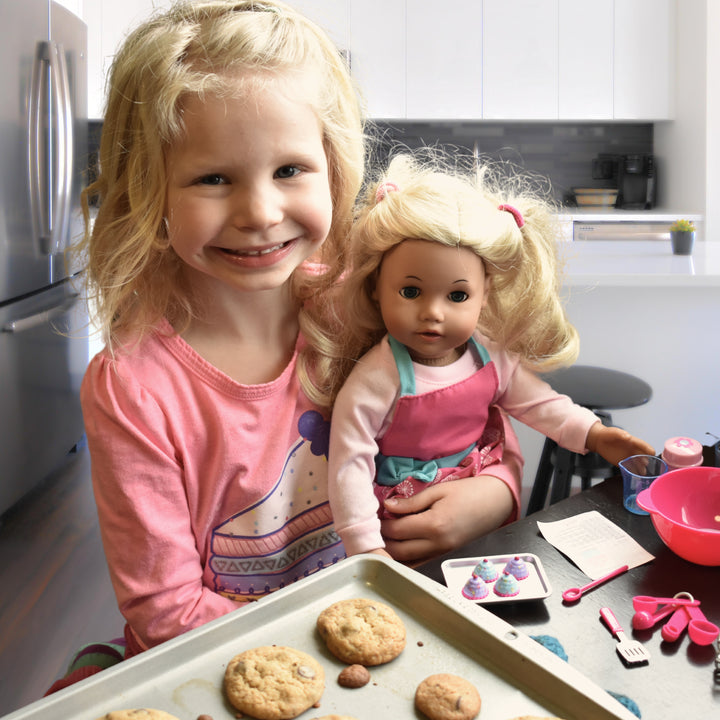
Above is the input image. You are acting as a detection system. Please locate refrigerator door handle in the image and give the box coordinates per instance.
[2,293,80,334]
[50,40,74,256]
[28,41,51,255]
[27,41,73,258]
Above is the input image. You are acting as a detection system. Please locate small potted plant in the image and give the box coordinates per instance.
[669,219,696,255]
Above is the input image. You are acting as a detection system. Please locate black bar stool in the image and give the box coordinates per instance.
[526,365,652,515]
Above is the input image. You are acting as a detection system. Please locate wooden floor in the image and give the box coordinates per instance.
[0,443,124,716]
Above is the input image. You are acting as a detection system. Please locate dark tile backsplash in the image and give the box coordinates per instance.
[88,119,652,208]
[86,120,104,206]
[369,121,653,206]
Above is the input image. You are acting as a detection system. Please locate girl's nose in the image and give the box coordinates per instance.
[234,184,283,230]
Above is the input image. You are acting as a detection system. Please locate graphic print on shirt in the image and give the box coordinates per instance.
[210,411,344,600]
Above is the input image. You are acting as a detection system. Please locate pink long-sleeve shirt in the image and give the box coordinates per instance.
[81,320,341,655]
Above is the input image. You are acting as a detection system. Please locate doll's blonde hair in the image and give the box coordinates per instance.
[333,152,578,398]
[80,0,365,408]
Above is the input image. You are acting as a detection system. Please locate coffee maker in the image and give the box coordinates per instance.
[591,153,656,209]
[617,154,656,209]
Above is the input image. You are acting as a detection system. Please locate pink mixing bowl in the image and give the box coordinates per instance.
[636,466,720,566]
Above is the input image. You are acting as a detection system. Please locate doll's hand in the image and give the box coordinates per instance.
[585,422,655,467]
[379,475,514,566]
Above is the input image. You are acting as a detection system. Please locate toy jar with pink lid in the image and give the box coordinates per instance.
[662,437,703,471]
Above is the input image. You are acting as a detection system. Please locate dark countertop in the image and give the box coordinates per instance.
[417,471,720,718]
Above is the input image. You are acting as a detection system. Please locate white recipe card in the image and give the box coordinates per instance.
[537,510,655,580]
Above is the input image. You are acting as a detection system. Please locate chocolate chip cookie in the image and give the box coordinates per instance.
[224,645,325,720]
[414,673,482,720]
[316,598,406,666]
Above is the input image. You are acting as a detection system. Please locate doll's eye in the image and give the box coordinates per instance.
[448,290,469,303]
[399,286,420,299]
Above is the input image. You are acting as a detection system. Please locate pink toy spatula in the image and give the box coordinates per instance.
[600,607,651,665]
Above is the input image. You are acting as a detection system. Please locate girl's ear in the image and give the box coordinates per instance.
[369,266,381,303]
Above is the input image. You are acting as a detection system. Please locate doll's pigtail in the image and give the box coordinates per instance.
[480,192,579,370]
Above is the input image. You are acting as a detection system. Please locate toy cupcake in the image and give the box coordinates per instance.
[503,555,529,580]
[474,558,498,583]
[493,571,520,597]
[461,573,489,600]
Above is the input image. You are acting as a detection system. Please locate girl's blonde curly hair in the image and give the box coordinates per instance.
[329,151,579,402]
[79,0,366,409]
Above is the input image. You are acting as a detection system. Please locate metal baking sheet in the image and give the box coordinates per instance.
[442,553,552,604]
[2,555,636,720]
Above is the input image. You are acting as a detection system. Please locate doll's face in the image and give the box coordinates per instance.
[374,239,490,366]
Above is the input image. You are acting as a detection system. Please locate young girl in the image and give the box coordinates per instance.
[327,153,655,557]
[78,0,367,660]
[74,0,522,670]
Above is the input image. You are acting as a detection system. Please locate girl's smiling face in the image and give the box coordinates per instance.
[374,239,490,366]
[164,76,332,296]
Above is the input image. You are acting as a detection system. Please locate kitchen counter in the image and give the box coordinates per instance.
[559,240,720,287]
[559,209,704,223]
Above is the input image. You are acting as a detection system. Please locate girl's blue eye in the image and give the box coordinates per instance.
[449,291,469,303]
[399,287,420,299]
[199,174,225,185]
[275,165,300,179]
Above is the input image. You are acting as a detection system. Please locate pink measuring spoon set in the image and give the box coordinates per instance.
[631,593,720,646]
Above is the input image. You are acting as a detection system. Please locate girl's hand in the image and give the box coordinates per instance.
[586,422,655,467]
[367,547,392,559]
[379,475,514,566]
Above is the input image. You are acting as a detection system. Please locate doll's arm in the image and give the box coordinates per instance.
[585,422,655,467]
[328,347,399,555]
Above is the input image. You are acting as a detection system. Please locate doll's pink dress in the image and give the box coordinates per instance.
[373,335,505,519]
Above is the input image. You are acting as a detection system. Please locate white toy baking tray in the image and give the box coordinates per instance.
[441,553,553,605]
[2,555,635,720]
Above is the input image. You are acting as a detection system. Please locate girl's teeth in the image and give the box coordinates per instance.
[224,242,285,256]
[245,243,285,256]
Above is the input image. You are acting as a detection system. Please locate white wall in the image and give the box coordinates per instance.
[654,0,715,239]
[706,0,720,241]
[514,281,720,515]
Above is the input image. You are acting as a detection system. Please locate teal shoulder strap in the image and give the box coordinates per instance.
[386,335,415,396]
[468,335,491,366]
[387,334,490,397]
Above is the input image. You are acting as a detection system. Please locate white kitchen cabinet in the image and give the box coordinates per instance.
[54,0,82,17]
[614,0,674,120]
[85,0,172,119]
[482,0,559,120]
[406,0,483,119]
[287,0,349,52]
[558,0,614,119]
[349,0,405,119]
[84,0,673,122]
[558,0,674,121]
[558,0,675,121]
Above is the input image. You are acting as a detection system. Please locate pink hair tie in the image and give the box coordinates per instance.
[498,204,525,228]
[376,181,399,203]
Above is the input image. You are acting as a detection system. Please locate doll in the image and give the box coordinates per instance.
[327,153,655,556]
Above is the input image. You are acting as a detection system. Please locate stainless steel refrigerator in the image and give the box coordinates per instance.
[0,0,88,515]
